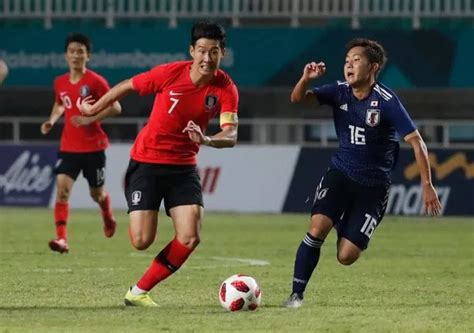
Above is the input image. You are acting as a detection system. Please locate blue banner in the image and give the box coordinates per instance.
[283,148,474,216]
[389,149,474,216]
[0,145,57,207]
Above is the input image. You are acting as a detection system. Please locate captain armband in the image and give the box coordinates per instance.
[220,112,238,127]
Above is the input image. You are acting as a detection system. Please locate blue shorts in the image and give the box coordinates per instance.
[311,168,390,250]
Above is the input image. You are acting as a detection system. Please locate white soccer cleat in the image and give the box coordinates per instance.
[284,293,304,308]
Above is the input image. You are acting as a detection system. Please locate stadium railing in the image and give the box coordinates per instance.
[1,116,473,148]
[0,0,472,29]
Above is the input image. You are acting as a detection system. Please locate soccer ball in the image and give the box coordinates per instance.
[219,274,262,311]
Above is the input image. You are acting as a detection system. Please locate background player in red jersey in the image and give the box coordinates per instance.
[74,21,239,307]
[40,33,122,253]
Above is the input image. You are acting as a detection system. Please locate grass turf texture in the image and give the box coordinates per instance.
[0,208,472,332]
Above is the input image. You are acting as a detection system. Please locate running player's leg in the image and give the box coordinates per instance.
[83,151,116,237]
[124,160,161,250]
[124,210,160,307]
[126,166,203,307]
[123,160,163,306]
[286,168,351,307]
[89,186,116,237]
[128,210,158,250]
[49,153,79,253]
[336,183,390,265]
[133,204,202,295]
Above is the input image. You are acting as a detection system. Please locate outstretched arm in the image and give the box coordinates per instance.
[72,96,122,126]
[290,61,326,104]
[41,102,64,135]
[84,79,133,115]
[72,79,132,126]
[405,130,442,216]
[183,121,237,148]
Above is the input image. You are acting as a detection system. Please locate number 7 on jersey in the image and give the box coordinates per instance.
[168,97,179,114]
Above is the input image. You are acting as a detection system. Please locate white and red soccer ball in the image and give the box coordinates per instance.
[219,274,262,311]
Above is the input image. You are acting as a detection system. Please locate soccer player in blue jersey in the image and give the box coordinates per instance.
[284,38,442,308]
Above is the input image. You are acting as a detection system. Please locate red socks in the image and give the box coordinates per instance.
[137,238,194,291]
[54,202,69,240]
[99,192,113,221]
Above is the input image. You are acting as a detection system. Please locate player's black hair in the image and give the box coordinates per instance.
[191,21,226,49]
[64,33,91,53]
[346,38,387,76]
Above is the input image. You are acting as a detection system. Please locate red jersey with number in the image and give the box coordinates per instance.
[54,69,110,152]
[131,61,239,165]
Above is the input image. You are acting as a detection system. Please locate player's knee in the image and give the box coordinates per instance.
[57,189,71,201]
[90,193,103,203]
[89,190,104,203]
[132,240,152,251]
[178,235,200,249]
[309,215,332,239]
[337,251,359,266]
[130,235,154,250]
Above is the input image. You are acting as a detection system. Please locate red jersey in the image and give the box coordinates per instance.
[131,61,239,165]
[54,69,110,152]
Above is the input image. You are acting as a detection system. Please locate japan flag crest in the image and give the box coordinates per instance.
[366,109,380,127]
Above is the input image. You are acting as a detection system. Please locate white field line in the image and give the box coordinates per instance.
[30,267,126,273]
[128,253,271,269]
[209,257,270,266]
[28,256,270,273]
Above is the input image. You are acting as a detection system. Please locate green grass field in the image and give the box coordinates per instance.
[0,208,472,332]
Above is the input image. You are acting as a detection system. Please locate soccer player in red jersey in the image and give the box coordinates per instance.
[74,22,239,307]
[40,33,122,254]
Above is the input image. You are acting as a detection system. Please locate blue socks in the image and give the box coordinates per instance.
[292,232,324,295]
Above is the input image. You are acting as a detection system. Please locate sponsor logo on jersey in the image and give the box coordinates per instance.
[365,109,380,127]
[80,85,90,97]
[131,190,142,206]
[339,104,348,111]
[205,95,218,112]
[169,90,184,96]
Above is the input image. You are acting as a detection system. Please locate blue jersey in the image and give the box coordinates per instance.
[313,81,416,186]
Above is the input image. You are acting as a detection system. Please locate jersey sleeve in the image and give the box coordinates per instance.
[384,96,417,137]
[220,82,239,127]
[131,64,167,96]
[53,78,62,104]
[94,75,111,98]
[312,82,339,106]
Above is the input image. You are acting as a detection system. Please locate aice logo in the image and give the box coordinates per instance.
[0,151,54,194]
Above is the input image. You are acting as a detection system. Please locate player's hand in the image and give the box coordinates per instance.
[182,120,205,144]
[71,115,94,127]
[422,183,442,216]
[303,62,326,81]
[40,121,53,135]
[76,95,96,115]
